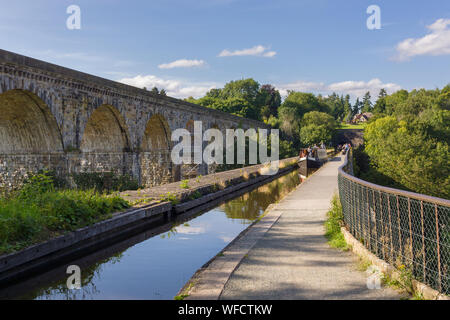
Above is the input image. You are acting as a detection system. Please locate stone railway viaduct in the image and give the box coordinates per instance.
[0,49,268,189]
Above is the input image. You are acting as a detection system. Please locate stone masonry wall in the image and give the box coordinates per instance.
[0,49,269,190]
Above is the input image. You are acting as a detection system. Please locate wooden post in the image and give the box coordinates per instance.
[435,204,442,292]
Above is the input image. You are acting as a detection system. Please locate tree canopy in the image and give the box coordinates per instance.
[186,78,282,122]
[185,77,449,198]
[299,111,337,146]
[356,85,450,199]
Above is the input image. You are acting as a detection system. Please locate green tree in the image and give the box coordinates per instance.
[265,115,282,129]
[299,111,337,146]
[361,91,372,113]
[373,88,387,114]
[210,97,260,120]
[353,97,362,115]
[220,78,261,106]
[278,91,330,137]
[206,88,222,98]
[258,84,281,118]
[363,114,449,199]
[187,79,263,121]
[437,84,450,110]
[322,92,346,120]
[343,94,352,119]
[384,89,408,115]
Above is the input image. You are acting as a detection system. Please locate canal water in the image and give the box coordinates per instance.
[1,170,301,300]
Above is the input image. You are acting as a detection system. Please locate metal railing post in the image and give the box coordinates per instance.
[387,195,394,263]
[407,198,414,273]
[435,204,442,292]
[396,195,403,265]
[420,200,426,282]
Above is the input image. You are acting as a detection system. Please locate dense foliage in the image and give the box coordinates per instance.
[187,79,346,157]
[187,78,298,158]
[187,77,449,199]
[354,85,450,199]
[278,91,330,139]
[186,79,280,121]
[0,172,130,254]
[300,111,337,146]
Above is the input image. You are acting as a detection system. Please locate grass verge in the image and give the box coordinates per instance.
[0,172,130,255]
[339,122,366,130]
[324,194,349,250]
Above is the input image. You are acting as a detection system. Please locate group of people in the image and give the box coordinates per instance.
[298,142,326,159]
[337,143,351,155]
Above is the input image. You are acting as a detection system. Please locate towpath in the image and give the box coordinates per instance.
[186,155,401,300]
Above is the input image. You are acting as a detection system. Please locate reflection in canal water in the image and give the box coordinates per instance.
[222,172,300,222]
[1,170,300,300]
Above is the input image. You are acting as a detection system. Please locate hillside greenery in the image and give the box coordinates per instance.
[353,85,449,199]
[186,79,348,157]
[0,171,130,255]
[187,78,449,199]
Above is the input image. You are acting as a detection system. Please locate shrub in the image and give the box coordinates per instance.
[180,180,190,189]
[324,195,348,250]
[159,192,179,205]
[0,172,130,255]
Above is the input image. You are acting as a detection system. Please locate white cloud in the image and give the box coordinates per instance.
[328,78,401,97]
[219,235,235,243]
[218,45,276,58]
[158,59,206,69]
[175,226,205,235]
[119,75,400,101]
[394,18,450,61]
[118,74,218,98]
[276,78,401,98]
[276,81,326,97]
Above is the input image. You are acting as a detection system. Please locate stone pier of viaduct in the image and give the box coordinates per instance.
[0,49,268,189]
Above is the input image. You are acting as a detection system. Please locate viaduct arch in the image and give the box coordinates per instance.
[0,49,269,189]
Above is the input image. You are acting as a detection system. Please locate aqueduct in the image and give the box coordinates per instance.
[0,49,267,189]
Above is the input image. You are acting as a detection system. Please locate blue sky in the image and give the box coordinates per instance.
[1,0,449,99]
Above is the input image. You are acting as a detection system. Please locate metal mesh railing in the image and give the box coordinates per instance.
[338,150,450,294]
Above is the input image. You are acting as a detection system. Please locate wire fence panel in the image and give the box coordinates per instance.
[338,150,450,295]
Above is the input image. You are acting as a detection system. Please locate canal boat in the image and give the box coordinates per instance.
[297,148,328,179]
